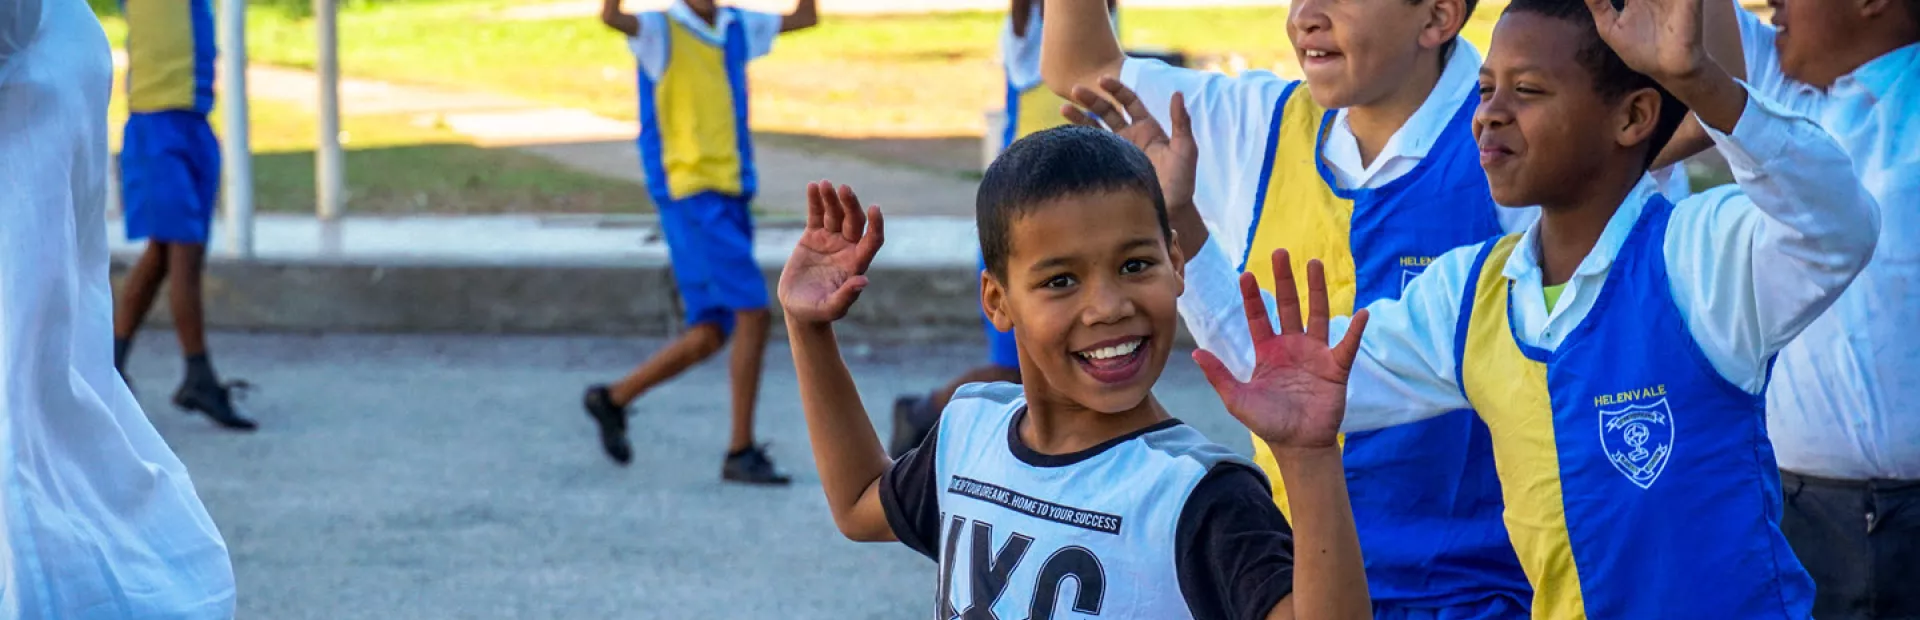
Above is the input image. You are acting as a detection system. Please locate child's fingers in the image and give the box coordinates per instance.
[1270,249,1304,335]
[820,179,844,234]
[1072,85,1129,130]
[839,184,866,243]
[1062,105,1101,128]
[1170,92,1195,142]
[805,182,825,231]
[1192,349,1239,396]
[1582,0,1619,23]
[1103,76,1155,132]
[1334,309,1370,372]
[1238,271,1274,342]
[855,206,885,271]
[1306,259,1330,344]
[828,275,870,314]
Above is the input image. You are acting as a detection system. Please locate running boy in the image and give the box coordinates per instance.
[583,0,816,484]
[1042,0,1533,614]
[1255,0,1881,615]
[780,127,1370,618]
[112,0,256,430]
[887,0,1117,458]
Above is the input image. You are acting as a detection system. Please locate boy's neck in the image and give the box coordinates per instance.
[1021,392,1171,456]
[1534,166,1643,286]
[1346,49,1447,168]
[685,1,719,24]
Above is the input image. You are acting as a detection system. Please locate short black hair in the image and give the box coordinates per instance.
[977,125,1171,280]
[1505,0,1689,169]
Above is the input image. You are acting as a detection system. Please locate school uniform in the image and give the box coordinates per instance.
[881,382,1296,619]
[1730,8,1920,618]
[1122,42,1536,617]
[1329,86,1881,618]
[1,0,236,615]
[627,1,782,333]
[121,0,220,245]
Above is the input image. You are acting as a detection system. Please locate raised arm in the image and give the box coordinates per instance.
[1195,251,1372,620]
[1041,0,1126,100]
[598,0,639,36]
[777,182,894,542]
[1647,0,1748,169]
[780,0,818,33]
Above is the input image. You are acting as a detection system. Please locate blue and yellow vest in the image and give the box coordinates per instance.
[637,10,756,205]
[123,0,216,114]
[1243,83,1529,609]
[1453,195,1814,619]
[1002,81,1072,149]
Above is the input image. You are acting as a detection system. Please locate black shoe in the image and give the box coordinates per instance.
[583,385,633,465]
[889,395,936,459]
[722,444,791,485]
[172,379,258,431]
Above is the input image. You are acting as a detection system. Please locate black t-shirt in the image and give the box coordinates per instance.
[880,414,1296,620]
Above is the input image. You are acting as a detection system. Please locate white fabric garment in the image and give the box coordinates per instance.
[0,0,235,616]
[1316,87,1882,433]
[1734,8,1920,480]
[1003,4,1115,91]
[625,0,782,80]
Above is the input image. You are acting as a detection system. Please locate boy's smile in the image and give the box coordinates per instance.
[984,189,1184,416]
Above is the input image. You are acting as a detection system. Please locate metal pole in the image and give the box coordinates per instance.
[315,0,345,220]
[219,0,254,258]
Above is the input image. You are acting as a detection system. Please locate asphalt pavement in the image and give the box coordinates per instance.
[127,331,1253,619]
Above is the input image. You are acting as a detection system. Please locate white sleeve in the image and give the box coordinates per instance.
[1731,5,1809,111]
[1119,58,1295,263]
[1335,242,1480,433]
[0,0,42,78]
[1178,235,1273,382]
[1663,85,1882,393]
[625,12,668,80]
[741,9,783,60]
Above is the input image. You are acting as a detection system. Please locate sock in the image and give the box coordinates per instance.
[185,353,217,385]
[113,338,130,373]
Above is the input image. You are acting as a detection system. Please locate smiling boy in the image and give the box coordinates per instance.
[1243,0,1884,615]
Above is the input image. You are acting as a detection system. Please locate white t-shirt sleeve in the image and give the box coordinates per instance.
[0,0,41,77]
[740,9,783,60]
[1179,236,1272,382]
[1119,58,1295,264]
[626,12,669,80]
[1336,241,1480,433]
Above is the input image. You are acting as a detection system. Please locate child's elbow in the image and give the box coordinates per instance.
[832,517,893,543]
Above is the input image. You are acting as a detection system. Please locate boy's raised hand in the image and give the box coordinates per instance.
[1195,249,1370,451]
[1063,77,1197,211]
[778,181,885,325]
[1585,0,1707,83]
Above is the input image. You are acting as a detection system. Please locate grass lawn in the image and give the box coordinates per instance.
[182,1,1505,140]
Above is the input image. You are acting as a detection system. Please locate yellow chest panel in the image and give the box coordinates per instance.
[125,0,200,112]
[1011,85,1073,141]
[654,21,744,200]
[1459,235,1587,619]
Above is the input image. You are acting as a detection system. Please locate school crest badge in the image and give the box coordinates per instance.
[1599,397,1675,489]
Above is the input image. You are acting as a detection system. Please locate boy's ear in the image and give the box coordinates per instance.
[1420,0,1470,51]
[982,268,1016,332]
[1615,88,1663,157]
[1168,230,1189,296]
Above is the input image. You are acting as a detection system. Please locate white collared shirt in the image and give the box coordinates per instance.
[1,0,236,615]
[1312,86,1882,434]
[626,0,782,80]
[1735,9,1920,480]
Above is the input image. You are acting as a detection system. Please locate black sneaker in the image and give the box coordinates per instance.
[583,385,633,465]
[722,444,791,485]
[888,395,936,459]
[172,378,258,431]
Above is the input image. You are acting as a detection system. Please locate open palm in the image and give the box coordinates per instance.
[1063,77,1198,210]
[777,181,885,325]
[1195,249,1369,450]
[1586,0,1705,80]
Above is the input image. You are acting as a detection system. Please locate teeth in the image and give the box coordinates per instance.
[1305,50,1329,58]
[1080,339,1142,361]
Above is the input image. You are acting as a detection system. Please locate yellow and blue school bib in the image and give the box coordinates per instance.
[1241,83,1527,610]
[123,0,216,114]
[637,10,756,204]
[1454,195,1814,619]
[1001,82,1073,149]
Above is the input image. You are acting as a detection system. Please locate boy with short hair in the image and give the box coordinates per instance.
[583,0,816,484]
[1242,0,1882,615]
[1042,0,1536,614]
[113,0,257,431]
[1719,1,1919,615]
[780,126,1371,618]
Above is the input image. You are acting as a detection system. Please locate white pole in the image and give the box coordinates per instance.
[218,0,254,258]
[315,0,344,220]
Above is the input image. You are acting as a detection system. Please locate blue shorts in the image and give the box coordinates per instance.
[659,192,768,335]
[979,254,1019,369]
[121,111,220,244]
